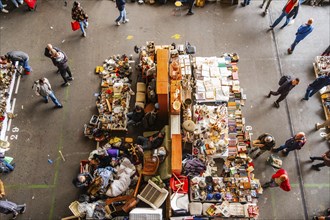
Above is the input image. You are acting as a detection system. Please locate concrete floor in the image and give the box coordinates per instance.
[0,0,329,219]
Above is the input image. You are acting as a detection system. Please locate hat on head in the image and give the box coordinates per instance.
[264,136,273,143]
[154,103,159,110]
[0,140,10,149]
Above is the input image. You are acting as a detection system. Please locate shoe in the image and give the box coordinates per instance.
[274,101,279,108]
[310,156,315,162]
[259,4,263,8]
[240,2,246,6]
[115,21,120,26]
[25,71,31,75]
[288,48,293,54]
[45,99,49,103]
[56,105,63,108]
[82,32,86,37]
[187,11,194,15]
[20,204,26,214]
[67,77,74,81]
[1,8,9,13]
[315,123,321,130]
[2,4,7,7]
[61,82,70,87]
[12,214,18,219]
[266,92,271,98]
[264,9,268,14]
[269,25,273,30]
[301,98,308,101]
[311,165,321,171]
[123,19,129,23]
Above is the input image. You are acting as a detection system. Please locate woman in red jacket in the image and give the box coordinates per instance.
[262,168,291,191]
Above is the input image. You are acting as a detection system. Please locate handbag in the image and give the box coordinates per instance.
[71,21,80,31]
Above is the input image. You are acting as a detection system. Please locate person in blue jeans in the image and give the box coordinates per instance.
[71,1,89,37]
[269,0,299,29]
[288,18,314,54]
[273,132,306,156]
[33,78,63,108]
[4,51,31,74]
[241,0,251,7]
[302,74,330,101]
[0,0,9,13]
[115,0,129,26]
[10,0,23,8]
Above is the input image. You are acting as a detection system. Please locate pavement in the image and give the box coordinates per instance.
[0,0,329,219]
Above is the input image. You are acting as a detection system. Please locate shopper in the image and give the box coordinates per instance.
[142,103,159,129]
[288,18,314,54]
[32,78,63,108]
[10,0,23,8]
[310,150,330,171]
[267,77,300,108]
[312,208,330,220]
[273,132,306,156]
[0,200,26,219]
[269,0,299,29]
[0,0,8,13]
[250,133,276,159]
[115,0,129,26]
[260,0,272,15]
[262,168,291,192]
[4,51,31,75]
[315,119,330,130]
[50,49,73,87]
[301,75,330,101]
[127,105,145,127]
[72,1,89,37]
[44,44,64,72]
[241,0,251,7]
[0,153,15,173]
[137,131,165,150]
[279,3,299,29]
[187,0,195,15]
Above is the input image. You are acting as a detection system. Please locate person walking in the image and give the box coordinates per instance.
[310,150,330,171]
[260,0,272,15]
[44,44,64,72]
[187,0,195,15]
[250,133,276,159]
[0,200,26,219]
[262,168,291,192]
[288,18,314,54]
[267,76,300,108]
[115,0,129,26]
[273,132,306,156]
[302,74,330,101]
[32,78,63,108]
[0,0,9,13]
[10,0,23,8]
[50,49,73,87]
[72,1,88,37]
[278,3,299,29]
[315,119,330,130]
[4,51,31,75]
[269,0,299,29]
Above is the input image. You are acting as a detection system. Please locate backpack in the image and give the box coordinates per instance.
[279,75,291,86]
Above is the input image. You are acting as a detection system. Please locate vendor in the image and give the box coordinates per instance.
[127,104,145,127]
[72,172,93,189]
[137,131,165,150]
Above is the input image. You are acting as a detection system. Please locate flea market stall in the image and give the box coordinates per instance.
[65,42,261,220]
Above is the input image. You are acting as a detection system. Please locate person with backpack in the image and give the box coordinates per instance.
[267,76,299,108]
[301,74,330,101]
[250,133,276,159]
[273,132,306,156]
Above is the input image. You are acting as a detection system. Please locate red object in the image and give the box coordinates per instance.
[284,0,296,14]
[272,168,291,192]
[71,21,80,31]
[25,71,30,75]
[24,0,37,9]
[170,175,188,194]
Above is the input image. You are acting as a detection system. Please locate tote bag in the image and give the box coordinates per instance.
[71,21,80,31]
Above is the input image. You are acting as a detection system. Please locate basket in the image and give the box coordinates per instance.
[69,201,84,217]
[137,179,169,209]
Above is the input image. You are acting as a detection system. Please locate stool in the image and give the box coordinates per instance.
[173,1,183,16]
[137,82,146,93]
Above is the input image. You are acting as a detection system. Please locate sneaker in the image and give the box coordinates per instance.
[274,101,279,108]
[45,99,49,103]
[288,48,293,54]
[266,92,271,98]
[310,156,315,162]
[123,19,129,23]
[67,77,74,81]
[1,8,9,13]
[82,32,86,37]
[264,9,268,14]
[269,25,273,30]
[315,123,321,130]
[20,204,26,214]
[115,21,120,26]
[12,214,18,219]
[240,2,246,6]
[61,82,70,87]
[25,71,31,75]
[259,4,263,8]
[2,4,7,7]
[311,165,321,171]
[56,105,63,108]
[301,98,308,101]
[187,11,194,15]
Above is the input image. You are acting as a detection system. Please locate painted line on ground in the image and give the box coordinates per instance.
[6,119,12,132]
[291,183,330,188]
[48,87,70,220]
[270,190,277,218]
[15,75,21,94]
[6,98,16,132]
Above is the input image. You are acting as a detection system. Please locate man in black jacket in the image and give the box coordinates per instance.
[267,77,300,108]
[50,49,73,86]
[44,44,63,72]
[137,131,165,150]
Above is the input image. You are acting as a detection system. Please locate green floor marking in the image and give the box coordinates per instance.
[291,183,330,188]
[270,190,277,218]
[6,184,55,189]
[48,87,70,220]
